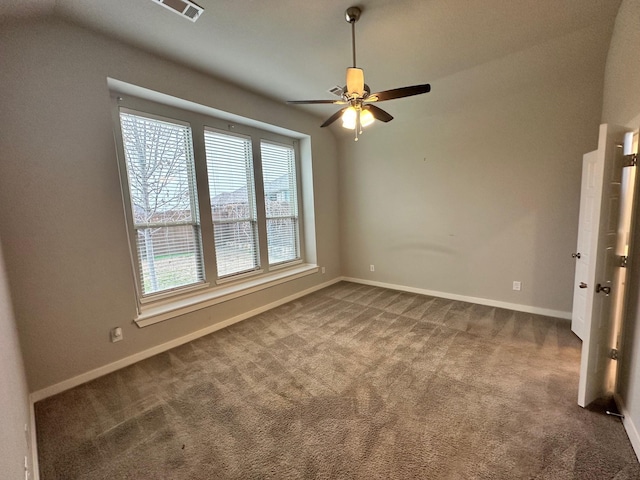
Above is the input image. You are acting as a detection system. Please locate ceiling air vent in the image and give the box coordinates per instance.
[328,85,345,97]
[151,0,204,22]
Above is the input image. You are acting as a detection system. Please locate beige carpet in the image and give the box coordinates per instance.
[35,281,640,479]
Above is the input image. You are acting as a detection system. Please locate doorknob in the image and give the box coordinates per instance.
[579,282,588,289]
[596,283,611,295]
[572,253,581,259]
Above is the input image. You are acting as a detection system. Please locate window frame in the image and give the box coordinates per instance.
[116,109,207,300]
[204,127,262,280]
[111,93,313,325]
[260,139,302,268]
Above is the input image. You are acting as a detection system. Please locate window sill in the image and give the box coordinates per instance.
[135,263,319,327]
[139,281,212,305]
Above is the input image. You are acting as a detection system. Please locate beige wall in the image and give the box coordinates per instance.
[0,234,31,479]
[0,17,341,393]
[602,0,640,458]
[338,21,612,315]
[0,3,634,471]
[0,2,625,395]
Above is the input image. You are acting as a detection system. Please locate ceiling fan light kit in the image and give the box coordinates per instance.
[342,106,374,130]
[287,6,431,141]
[346,67,365,97]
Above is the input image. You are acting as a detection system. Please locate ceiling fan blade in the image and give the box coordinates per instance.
[366,84,431,102]
[346,67,365,97]
[365,104,393,123]
[321,107,348,128]
[287,99,346,105]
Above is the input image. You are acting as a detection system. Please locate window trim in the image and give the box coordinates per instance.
[115,107,208,301]
[110,87,317,327]
[260,139,302,266]
[135,263,318,327]
[204,126,262,279]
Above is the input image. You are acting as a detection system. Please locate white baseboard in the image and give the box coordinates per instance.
[25,274,582,477]
[29,275,571,404]
[342,277,572,320]
[30,277,342,403]
[30,275,570,403]
[615,393,640,463]
[29,401,40,480]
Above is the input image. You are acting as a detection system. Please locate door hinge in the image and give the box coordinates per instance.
[624,153,637,167]
[609,348,619,360]
[620,255,628,268]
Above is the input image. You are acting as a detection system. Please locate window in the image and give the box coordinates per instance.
[204,129,259,278]
[261,141,300,265]
[112,91,315,323]
[119,111,204,296]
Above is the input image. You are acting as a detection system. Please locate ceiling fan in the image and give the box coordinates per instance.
[287,6,431,141]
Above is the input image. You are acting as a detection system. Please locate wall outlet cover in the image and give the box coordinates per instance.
[110,327,123,343]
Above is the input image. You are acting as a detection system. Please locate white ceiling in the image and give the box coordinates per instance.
[0,0,622,124]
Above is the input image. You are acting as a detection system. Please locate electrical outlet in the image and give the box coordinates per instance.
[110,327,123,343]
[513,281,521,291]
[321,266,326,274]
[370,264,375,272]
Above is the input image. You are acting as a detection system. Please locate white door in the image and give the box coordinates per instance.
[577,123,630,407]
[571,150,601,340]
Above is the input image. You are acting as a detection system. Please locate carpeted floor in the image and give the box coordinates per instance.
[35,281,640,479]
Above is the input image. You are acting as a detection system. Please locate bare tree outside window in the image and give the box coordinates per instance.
[116,107,305,303]
[120,112,203,294]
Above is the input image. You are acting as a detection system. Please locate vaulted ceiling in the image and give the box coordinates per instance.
[0,0,623,124]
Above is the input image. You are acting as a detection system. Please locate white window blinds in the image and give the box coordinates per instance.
[261,141,300,265]
[119,112,204,296]
[204,129,260,278]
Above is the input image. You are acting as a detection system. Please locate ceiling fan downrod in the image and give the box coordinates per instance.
[345,6,361,68]
[346,6,363,141]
